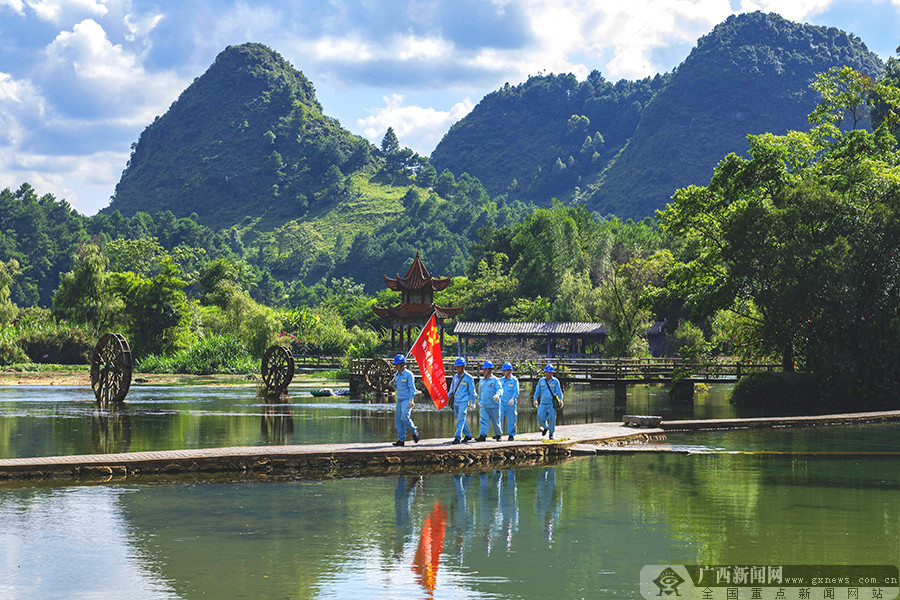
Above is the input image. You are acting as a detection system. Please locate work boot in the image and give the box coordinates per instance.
[493,435,502,441]
[476,435,486,442]
[452,438,461,444]
[413,431,420,443]
[463,435,473,442]
[508,435,514,441]
[392,440,405,447]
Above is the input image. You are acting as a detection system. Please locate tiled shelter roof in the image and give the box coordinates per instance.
[453,321,608,336]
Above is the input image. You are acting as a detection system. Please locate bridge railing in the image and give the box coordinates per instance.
[350,357,779,381]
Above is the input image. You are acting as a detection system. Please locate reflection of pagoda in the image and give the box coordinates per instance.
[373,252,464,352]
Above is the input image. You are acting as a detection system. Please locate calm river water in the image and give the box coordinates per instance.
[0,384,897,599]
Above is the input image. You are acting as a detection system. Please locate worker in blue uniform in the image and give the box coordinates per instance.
[476,360,504,441]
[391,354,419,446]
[448,357,475,444]
[499,362,520,441]
[533,364,563,439]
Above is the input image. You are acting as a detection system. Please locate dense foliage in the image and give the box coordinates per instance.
[660,66,900,408]
[431,71,668,202]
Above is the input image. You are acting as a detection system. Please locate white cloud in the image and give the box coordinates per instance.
[43,19,185,124]
[306,35,375,63]
[358,93,475,155]
[0,72,45,146]
[0,0,26,15]
[24,0,109,24]
[123,10,163,42]
[739,0,833,21]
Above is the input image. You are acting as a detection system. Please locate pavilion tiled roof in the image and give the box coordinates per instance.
[453,321,608,336]
[372,303,464,320]
[383,252,452,292]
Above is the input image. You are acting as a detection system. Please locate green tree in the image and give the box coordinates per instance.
[381,127,400,156]
[659,66,900,405]
[0,259,20,326]
[110,257,191,356]
[595,250,672,356]
[53,244,122,330]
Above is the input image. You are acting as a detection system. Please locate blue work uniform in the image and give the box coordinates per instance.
[449,371,475,440]
[478,374,504,437]
[393,367,418,441]
[499,374,520,436]
[533,376,563,437]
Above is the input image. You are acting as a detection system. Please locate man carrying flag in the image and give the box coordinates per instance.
[410,313,450,410]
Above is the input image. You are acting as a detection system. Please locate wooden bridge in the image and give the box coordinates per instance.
[349,357,780,401]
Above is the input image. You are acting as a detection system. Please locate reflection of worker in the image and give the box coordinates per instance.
[478,470,500,555]
[476,361,504,442]
[392,354,419,446]
[534,467,562,545]
[448,357,475,444]
[394,476,421,558]
[499,362,520,441]
[497,469,518,551]
[533,364,563,439]
[449,474,473,564]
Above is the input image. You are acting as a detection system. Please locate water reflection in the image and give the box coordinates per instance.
[260,397,294,444]
[91,402,132,454]
[2,442,899,599]
[533,467,562,546]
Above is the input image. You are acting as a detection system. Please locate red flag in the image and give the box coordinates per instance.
[410,314,449,409]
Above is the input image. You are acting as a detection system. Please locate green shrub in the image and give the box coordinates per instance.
[138,334,258,374]
[0,338,27,365]
[17,326,94,364]
[730,372,821,413]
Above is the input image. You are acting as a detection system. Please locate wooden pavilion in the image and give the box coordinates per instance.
[372,252,464,352]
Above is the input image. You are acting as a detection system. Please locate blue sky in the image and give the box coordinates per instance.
[0,0,898,216]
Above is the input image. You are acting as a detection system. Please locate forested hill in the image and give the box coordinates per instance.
[429,71,670,200]
[586,12,883,217]
[107,43,375,229]
[431,12,883,218]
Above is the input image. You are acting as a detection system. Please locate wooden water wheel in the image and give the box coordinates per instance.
[90,333,132,405]
[362,358,393,392]
[262,345,295,394]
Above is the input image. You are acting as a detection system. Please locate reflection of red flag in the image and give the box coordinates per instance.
[410,314,449,409]
[412,501,447,594]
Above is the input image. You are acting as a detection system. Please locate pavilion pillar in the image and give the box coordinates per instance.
[391,324,396,353]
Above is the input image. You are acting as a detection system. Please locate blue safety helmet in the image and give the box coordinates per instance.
[544,364,555,372]
[501,362,513,371]
[482,360,494,369]
[393,354,406,364]
[454,357,466,367]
